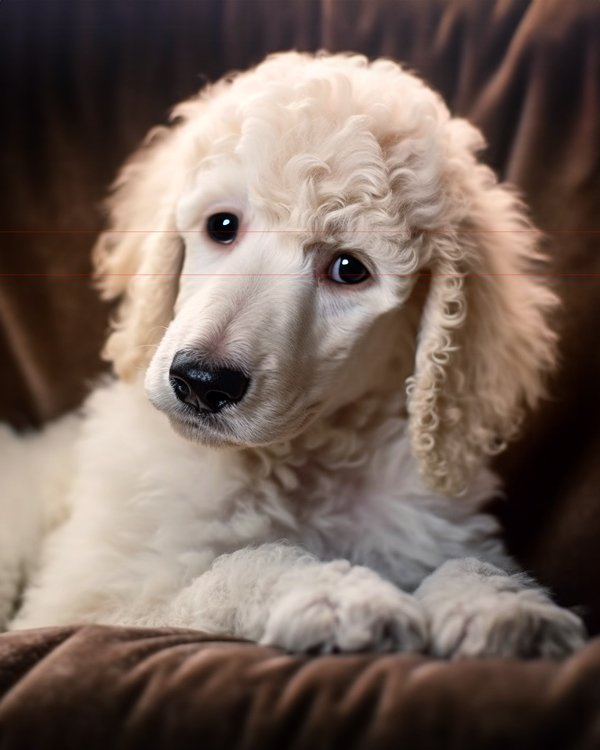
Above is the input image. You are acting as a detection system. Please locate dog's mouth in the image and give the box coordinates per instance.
[163,393,323,450]
[167,405,241,445]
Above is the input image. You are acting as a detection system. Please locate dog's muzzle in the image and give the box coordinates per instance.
[169,351,250,414]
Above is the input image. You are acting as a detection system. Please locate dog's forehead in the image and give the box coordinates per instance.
[179,59,450,250]
[228,98,405,236]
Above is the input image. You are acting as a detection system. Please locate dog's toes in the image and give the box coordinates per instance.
[430,594,586,659]
[260,564,428,654]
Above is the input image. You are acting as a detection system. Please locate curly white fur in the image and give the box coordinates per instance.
[0,52,584,657]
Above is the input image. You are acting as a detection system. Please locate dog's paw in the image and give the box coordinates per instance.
[428,590,586,659]
[260,561,428,654]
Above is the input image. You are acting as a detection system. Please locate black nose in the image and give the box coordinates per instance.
[169,352,250,413]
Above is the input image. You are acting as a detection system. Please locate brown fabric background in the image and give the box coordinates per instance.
[1,1,600,747]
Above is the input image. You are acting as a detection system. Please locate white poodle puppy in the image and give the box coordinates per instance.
[0,52,585,657]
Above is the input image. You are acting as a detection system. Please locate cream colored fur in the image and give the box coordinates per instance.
[0,52,585,656]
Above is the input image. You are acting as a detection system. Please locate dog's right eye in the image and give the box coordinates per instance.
[206,213,239,244]
[328,254,370,285]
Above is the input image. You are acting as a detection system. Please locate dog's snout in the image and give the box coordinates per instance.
[169,353,249,413]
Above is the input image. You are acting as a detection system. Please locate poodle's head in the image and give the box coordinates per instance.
[94,51,557,495]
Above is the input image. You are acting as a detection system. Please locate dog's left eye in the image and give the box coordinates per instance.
[328,255,370,285]
[206,213,239,244]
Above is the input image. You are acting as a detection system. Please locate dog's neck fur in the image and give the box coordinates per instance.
[237,386,409,508]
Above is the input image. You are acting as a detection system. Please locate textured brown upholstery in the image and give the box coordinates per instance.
[2,625,600,750]
[1,0,600,747]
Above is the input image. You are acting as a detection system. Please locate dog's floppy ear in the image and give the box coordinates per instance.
[406,121,558,496]
[93,126,185,381]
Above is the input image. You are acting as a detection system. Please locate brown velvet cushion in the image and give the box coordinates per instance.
[2,0,600,747]
[1,626,600,750]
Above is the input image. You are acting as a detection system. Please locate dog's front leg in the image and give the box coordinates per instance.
[415,557,586,658]
[161,543,428,654]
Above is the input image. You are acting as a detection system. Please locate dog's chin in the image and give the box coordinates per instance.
[166,411,247,448]
[164,402,322,450]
